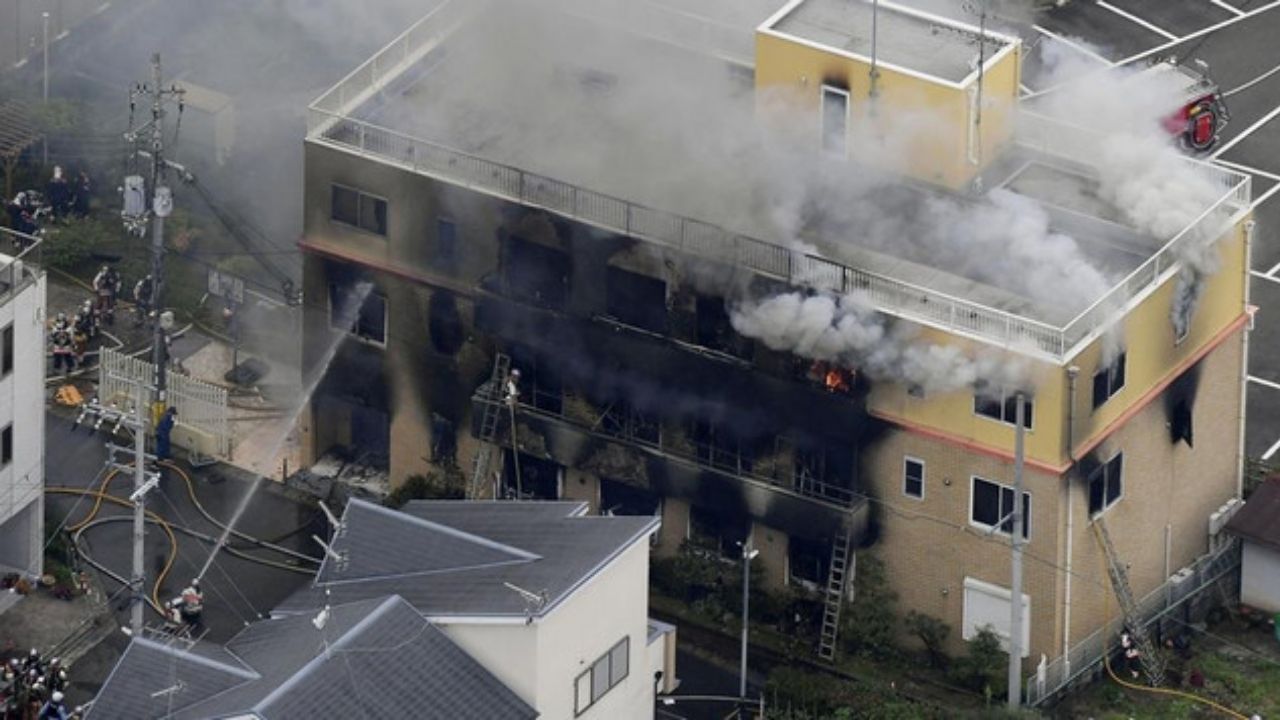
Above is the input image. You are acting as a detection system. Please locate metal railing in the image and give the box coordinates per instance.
[1024,539,1240,706]
[306,9,1252,363]
[0,229,43,305]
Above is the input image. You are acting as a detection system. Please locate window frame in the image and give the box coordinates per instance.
[1087,453,1124,518]
[329,183,388,237]
[820,84,850,157]
[1,424,11,467]
[574,636,630,716]
[969,476,1031,540]
[1091,352,1126,410]
[903,456,925,500]
[327,282,388,347]
[973,385,1034,430]
[1,323,12,378]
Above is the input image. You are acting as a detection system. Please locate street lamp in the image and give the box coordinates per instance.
[739,537,760,702]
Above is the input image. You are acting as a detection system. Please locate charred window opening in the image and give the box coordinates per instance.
[331,184,387,236]
[606,267,668,333]
[695,295,752,359]
[1087,453,1123,516]
[971,476,1030,540]
[1092,353,1126,410]
[428,290,465,356]
[686,418,755,475]
[788,535,830,587]
[974,383,1033,429]
[328,282,387,345]
[502,450,562,500]
[434,218,458,270]
[504,236,568,309]
[597,397,661,447]
[1171,399,1194,447]
[430,412,456,465]
[689,505,749,561]
[508,345,563,415]
[802,360,857,396]
[600,478,660,517]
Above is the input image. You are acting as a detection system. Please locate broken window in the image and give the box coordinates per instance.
[687,418,754,476]
[328,282,387,345]
[974,385,1033,429]
[606,266,668,333]
[1092,353,1126,410]
[971,476,1030,540]
[1087,453,1123,516]
[598,397,660,446]
[330,184,387,236]
[502,450,561,500]
[600,478,660,517]
[507,345,563,415]
[689,505,749,560]
[903,457,924,499]
[503,236,569,309]
[695,295,752,359]
[1171,398,1193,447]
[788,535,830,587]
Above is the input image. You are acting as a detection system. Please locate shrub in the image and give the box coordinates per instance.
[905,610,952,669]
[840,554,898,658]
[951,626,1008,699]
[384,470,465,507]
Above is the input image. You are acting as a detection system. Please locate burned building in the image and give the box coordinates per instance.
[299,0,1253,682]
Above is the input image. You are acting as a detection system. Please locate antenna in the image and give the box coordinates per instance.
[503,582,549,624]
[318,501,344,535]
[312,535,348,573]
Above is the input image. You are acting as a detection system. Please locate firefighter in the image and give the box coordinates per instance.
[133,274,153,327]
[50,328,74,377]
[73,170,91,217]
[92,265,121,323]
[167,578,204,632]
[43,660,65,695]
[37,690,68,720]
[1120,628,1141,680]
[0,662,15,720]
[74,300,96,343]
[46,167,70,219]
[504,368,521,406]
[156,407,177,462]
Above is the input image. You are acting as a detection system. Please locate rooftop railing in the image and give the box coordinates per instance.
[307,4,1253,363]
[0,229,43,305]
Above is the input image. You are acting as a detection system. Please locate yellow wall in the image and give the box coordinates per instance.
[754,30,1019,190]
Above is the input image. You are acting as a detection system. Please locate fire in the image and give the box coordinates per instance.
[809,361,854,394]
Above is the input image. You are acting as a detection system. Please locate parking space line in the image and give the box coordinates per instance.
[1211,102,1280,160]
[1223,61,1280,98]
[1118,0,1280,66]
[1211,0,1246,16]
[1095,0,1179,41]
[1032,24,1113,65]
[1249,375,1280,392]
[1250,270,1280,283]
[1253,182,1280,214]
[1215,159,1280,183]
[1264,435,1280,462]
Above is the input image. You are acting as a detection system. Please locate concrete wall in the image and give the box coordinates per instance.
[1241,542,1280,613]
[440,621,540,707]
[0,271,45,576]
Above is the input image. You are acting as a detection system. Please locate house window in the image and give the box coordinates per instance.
[1,424,11,467]
[788,535,829,587]
[435,218,457,269]
[1,324,12,377]
[328,283,387,345]
[508,345,563,415]
[974,386,1033,429]
[688,506,749,561]
[575,636,629,716]
[1092,353,1126,409]
[695,294,752,359]
[330,185,387,236]
[1087,453,1123,516]
[820,85,849,156]
[904,457,924,499]
[970,477,1030,540]
[503,236,569,310]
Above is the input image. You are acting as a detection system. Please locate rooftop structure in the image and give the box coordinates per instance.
[88,595,536,719]
[307,0,1250,362]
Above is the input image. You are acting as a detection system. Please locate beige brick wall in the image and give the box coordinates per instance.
[563,468,600,512]
[752,522,790,593]
[657,497,691,557]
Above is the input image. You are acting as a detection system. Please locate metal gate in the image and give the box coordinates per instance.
[99,348,231,459]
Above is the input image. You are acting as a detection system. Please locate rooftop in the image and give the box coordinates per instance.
[1225,478,1280,553]
[273,499,658,618]
[307,0,1251,361]
[763,0,1013,84]
[0,230,43,304]
[89,595,537,720]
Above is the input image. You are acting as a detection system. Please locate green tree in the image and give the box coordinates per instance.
[905,610,951,669]
[840,554,898,658]
[951,626,1008,700]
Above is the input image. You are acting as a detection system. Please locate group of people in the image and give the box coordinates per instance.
[0,649,78,720]
[48,266,155,377]
[5,167,91,245]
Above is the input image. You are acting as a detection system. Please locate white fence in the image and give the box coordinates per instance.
[98,348,231,459]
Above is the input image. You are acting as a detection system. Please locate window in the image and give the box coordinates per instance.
[599,478,660,517]
[330,184,387,236]
[575,637,629,715]
[1092,353,1126,409]
[502,451,562,500]
[1,425,11,467]
[688,505,749,561]
[503,236,569,310]
[605,266,668,333]
[597,397,660,446]
[961,577,1030,657]
[328,283,387,345]
[820,85,849,156]
[788,535,830,587]
[1,324,12,377]
[904,457,924,499]
[974,386,1033,429]
[970,477,1030,540]
[508,345,563,414]
[1087,453,1123,516]
[435,218,457,269]
[695,294,752,359]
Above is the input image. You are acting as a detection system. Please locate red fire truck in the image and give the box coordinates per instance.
[1149,59,1230,153]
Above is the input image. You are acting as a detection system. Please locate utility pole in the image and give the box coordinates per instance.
[739,537,759,704]
[126,54,184,421]
[41,11,48,165]
[130,382,148,634]
[1007,392,1026,710]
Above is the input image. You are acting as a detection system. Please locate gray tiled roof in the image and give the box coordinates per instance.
[274,500,659,619]
[90,596,537,720]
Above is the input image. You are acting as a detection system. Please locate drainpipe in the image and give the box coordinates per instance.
[1062,365,1079,681]
[1237,220,1256,499]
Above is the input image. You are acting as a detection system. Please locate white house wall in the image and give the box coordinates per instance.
[0,272,46,575]
[1241,542,1280,613]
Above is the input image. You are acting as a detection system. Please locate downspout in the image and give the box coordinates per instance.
[1237,220,1256,499]
[1062,365,1079,680]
